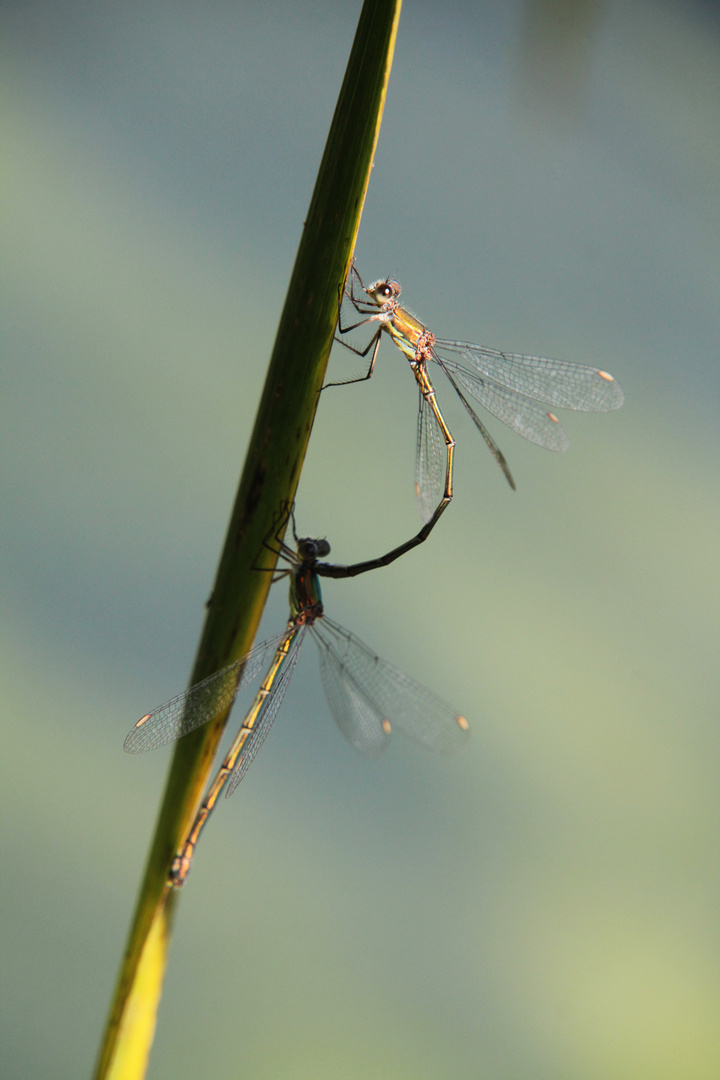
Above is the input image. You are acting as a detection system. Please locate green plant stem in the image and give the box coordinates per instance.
[94,2,402,1078]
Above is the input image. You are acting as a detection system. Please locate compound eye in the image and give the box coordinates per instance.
[297,537,331,560]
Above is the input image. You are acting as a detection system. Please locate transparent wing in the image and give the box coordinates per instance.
[225,628,307,797]
[123,631,290,753]
[442,367,516,489]
[438,356,571,451]
[312,616,469,757]
[434,339,624,411]
[416,388,446,524]
[315,624,391,757]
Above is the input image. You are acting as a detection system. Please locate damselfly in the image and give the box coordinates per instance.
[125,522,469,887]
[331,264,624,523]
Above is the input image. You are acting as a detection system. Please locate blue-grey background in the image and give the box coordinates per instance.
[2,2,718,1078]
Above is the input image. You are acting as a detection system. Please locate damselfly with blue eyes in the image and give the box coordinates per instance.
[125,523,469,887]
[330,263,624,523]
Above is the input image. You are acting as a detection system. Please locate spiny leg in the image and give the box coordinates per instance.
[324,263,386,388]
[251,501,296,578]
[324,325,383,389]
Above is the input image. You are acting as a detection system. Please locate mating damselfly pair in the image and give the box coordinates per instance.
[125,268,623,887]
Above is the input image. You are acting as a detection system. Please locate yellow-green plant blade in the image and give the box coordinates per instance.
[94,2,402,1078]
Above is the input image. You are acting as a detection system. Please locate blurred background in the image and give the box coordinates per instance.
[2,1,719,1077]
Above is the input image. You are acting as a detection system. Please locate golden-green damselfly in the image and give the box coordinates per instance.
[331,263,624,522]
[125,519,469,887]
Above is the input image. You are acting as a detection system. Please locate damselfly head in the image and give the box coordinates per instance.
[297,537,331,561]
[365,278,401,307]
